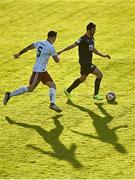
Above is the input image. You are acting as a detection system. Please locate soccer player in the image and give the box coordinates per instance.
[3,31,62,112]
[58,22,111,100]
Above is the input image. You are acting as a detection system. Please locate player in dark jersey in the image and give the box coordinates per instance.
[58,22,111,100]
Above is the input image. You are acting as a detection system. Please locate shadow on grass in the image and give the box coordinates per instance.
[107,101,118,105]
[67,100,128,154]
[5,115,83,168]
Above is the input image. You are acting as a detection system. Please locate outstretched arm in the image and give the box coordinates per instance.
[57,43,77,55]
[14,43,35,59]
[93,48,111,59]
[112,125,128,131]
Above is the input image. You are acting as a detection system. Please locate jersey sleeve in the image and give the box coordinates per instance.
[34,41,40,48]
[50,46,57,57]
[75,37,82,45]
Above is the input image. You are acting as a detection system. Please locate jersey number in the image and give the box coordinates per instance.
[37,46,43,57]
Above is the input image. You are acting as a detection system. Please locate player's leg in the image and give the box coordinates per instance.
[3,86,28,105]
[92,67,103,100]
[41,72,62,113]
[27,72,40,92]
[46,81,62,112]
[64,64,89,100]
[3,72,39,105]
[67,75,87,93]
[64,74,87,100]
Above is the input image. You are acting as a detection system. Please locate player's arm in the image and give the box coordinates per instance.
[14,43,35,59]
[57,43,78,55]
[52,54,60,63]
[93,48,111,59]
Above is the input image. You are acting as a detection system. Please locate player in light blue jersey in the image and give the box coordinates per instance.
[3,31,62,113]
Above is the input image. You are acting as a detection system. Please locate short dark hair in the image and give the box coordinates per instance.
[47,31,57,38]
[86,22,96,31]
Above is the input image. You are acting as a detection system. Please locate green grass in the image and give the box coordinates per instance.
[0,0,135,178]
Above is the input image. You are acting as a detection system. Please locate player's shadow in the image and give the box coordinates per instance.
[67,100,127,154]
[5,115,82,168]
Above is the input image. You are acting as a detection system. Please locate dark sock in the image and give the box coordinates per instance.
[94,78,102,95]
[67,78,81,93]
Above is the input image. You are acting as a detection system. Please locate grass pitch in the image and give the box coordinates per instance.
[0,0,135,178]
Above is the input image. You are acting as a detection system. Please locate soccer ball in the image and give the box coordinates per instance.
[106,92,116,102]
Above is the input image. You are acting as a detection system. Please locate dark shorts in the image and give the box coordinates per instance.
[80,64,96,75]
[29,71,53,87]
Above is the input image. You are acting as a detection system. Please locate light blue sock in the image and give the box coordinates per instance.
[10,86,28,97]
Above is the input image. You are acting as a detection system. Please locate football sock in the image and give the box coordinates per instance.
[10,86,28,97]
[67,78,81,93]
[94,78,102,95]
[49,88,56,104]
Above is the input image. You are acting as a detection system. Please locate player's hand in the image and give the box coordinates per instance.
[104,54,111,59]
[14,53,20,59]
[56,54,60,59]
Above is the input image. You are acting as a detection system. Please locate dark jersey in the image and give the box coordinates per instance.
[75,34,95,65]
